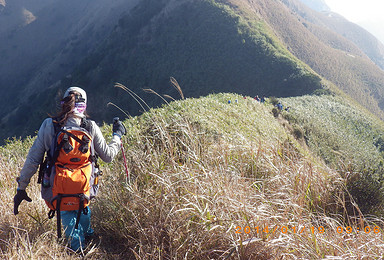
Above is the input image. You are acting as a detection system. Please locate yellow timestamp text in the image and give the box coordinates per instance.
[235,225,382,235]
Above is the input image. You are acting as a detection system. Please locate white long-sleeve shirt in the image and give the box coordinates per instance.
[17,116,121,190]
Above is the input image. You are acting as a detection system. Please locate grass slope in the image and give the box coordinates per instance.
[281,94,384,215]
[66,0,323,123]
[251,0,384,119]
[2,93,384,258]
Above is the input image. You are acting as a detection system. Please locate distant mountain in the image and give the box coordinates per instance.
[265,0,384,112]
[297,0,384,49]
[358,20,384,46]
[288,0,384,71]
[2,0,384,142]
[298,0,330,12]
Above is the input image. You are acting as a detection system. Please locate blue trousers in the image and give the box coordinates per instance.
[61,206,94,251]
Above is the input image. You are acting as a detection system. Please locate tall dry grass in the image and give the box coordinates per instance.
[1,93,384,259]
[93,94,384,258]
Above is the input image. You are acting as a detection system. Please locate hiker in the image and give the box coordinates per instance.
[13,86,126,251]
[276,102,283,111]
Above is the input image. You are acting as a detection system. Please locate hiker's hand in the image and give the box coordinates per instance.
[13,189,32,215]
[113,118,126,138]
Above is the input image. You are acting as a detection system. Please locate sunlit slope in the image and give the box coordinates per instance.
[247,0,384,118]
[2,93,384,258]
[282,94,384,214]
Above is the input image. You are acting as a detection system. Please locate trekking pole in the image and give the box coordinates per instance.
[114,117,130,183]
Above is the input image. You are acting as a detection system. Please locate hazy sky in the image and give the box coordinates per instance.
[324,0,384,43]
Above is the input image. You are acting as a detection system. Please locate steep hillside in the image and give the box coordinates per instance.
[281,94,384,214]
[321,13,384,70]
[244,0,384,117]
[298,0,330,12]
[0,0,138,90]
[2,93,384,258]
[1,0,325,142]
[294,0,384,70]
[67,0,322,120]
[0,0,140,138]
[2,0,384,145]
[0,0,48,32]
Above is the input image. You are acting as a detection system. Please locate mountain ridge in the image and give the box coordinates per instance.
[294,0,384,70]
[250,0,384,115]
[298,0,330,12]
[1,0,384,142]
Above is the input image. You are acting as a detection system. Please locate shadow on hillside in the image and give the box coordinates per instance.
[90,231,135,259]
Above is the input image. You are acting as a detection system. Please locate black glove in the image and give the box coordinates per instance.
[113,118,126,138]
[14,189,32,215]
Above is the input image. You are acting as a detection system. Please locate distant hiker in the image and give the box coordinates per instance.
[260,96,266,103]
[285,106,291,112]
[13,86,126,251]
[276,102,283,111]
[235,99,238,104]
[255,95,260,102]
[228,100,231,104]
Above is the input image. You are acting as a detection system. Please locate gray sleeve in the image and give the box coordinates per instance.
[18,118,54,190]
[90,121,121,163]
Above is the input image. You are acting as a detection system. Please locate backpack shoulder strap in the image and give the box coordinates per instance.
[50,117,66,164]
[37,117,63,184]
[52,117,62,137]
[80,117,92,133]
[80,119,100,166]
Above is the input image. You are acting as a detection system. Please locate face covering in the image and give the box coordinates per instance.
[73,102,86,117]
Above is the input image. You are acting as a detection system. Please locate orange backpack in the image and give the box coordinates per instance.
[38,118,101,238]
